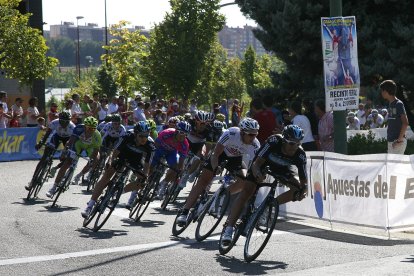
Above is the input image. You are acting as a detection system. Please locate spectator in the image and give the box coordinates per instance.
[212,102,220,116]
[144,102,152,118]
[71,94,83,125]
[63,99,73,118]
[0,103,11,128]
[10,98,24,127]
[153,109,166,125]
[361,104,372,129]
[0,91,9,113]
[250,98,276,144]
[189,99,197,115]
[37,117,46,130]
[346,112,361,130]
[380,80,409,154]
[218,99,229,125]
[90,93,101,115]
[180,98,189,114]
[96,98,109,123]
[364,109,384,129]
[380,108,388,127]
[231,99,244,127]
[288,101,317,151]
[355,103,366,126]
[263,95,283,131]
[133,101,146,122]
[108,96,119,114]
[303,98,319,142]
[81,94,92,117]
[282,110,291,126]
[314,99,334,152]
[26,97,41,127]
[168,102,180,118]
[48,102,59,123]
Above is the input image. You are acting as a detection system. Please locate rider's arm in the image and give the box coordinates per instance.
[251,156,266,180]
[37,128,52,146]
[210,142,225,171]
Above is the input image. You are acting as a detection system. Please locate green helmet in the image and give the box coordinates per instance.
[146,119,156,130]
[84,116,98,128]
[176,115,184,122]
[216,113,225,122]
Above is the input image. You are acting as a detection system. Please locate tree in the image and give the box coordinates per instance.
[102,21,148,97]
[96,64,118,98]
[146,0,225,100]
[0,0,58,86]
[242,46,256,97]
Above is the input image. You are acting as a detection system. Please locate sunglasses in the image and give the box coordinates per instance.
[284,139,301,146]
[244,132,258,137]
[176,130,188,136]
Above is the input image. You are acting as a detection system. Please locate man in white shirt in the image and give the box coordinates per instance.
[108,96,119,114]
[288,101,317,151]
[71,94,83,125]
[355,103,366,126]
[0,91,9,113]
[133,101,146,122]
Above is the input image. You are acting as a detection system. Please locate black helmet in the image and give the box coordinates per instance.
[104,114,112,123]
[111,114,121,123]
[134,121,150,134]
[59,111,71,127]
[282,125,305,142]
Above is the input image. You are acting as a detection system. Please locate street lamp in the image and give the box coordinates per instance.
[76,16,84,82]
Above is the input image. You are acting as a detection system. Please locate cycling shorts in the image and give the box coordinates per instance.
[47,134,70,149]
[188,141,204,155]
[204,152,242,174]
[151,148,179,168]
[246,166,295,184]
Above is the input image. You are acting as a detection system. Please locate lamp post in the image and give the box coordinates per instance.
[76,16,84,82]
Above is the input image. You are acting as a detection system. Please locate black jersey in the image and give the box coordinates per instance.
[114,132,156,166]
[187,119,211,143]
[256,134,307,182]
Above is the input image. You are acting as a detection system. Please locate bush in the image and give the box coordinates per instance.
[347,130,414,155]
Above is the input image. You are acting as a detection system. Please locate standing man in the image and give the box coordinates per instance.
[219,99,229,126]
[314,99,334,152]
[380,80,408,154]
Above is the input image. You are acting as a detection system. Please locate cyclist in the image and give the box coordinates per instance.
[81,121,156,217]
[45,116,102,198]
[176,117,261,225]
[220,124,308,244]
[162,116,180,130]
[215,113,228,129]
[147,119,158,140]
[205,120,225,152]
[25,111,76,191]
[73,114,127,185]
[97,114,112,132]
[153,121,191,199]
[179,111,214,188]
[183,113,192,122]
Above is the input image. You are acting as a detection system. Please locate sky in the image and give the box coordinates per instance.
[42,0,257,30]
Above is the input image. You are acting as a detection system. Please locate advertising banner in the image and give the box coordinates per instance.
[0,127,43,161]
[321,16,360,111]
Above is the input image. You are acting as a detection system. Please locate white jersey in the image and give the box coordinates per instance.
[217,127,260,162]
[346,117,360,130]
[48,119,76,137]
[101,122,127,139]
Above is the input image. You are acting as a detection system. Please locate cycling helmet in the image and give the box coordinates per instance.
[111,114,121,123]
[184,113,192,121]
[347,111,355,118]
[176,115,184,122]
[381,108,388,115]
[195,110,209,122]
[134,121,150,134]
[239,118,260,133]
[176,121,191,134]
[84,116,98,128]
[104,114,112,123]
[213,120,224,130]
[371,109,379,116]
[146,119,157,130]
[168,116,180,125]
[59,111,71,121]
[215,113,225,122]
[282,125,305,142]
[206,112,215,122]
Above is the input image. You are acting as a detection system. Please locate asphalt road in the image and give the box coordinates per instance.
[1,160,414,276]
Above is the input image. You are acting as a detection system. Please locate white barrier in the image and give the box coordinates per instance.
[347,126,414,141]
[276,151,414,234]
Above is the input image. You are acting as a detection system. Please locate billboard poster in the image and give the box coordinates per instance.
[321,16,360,111]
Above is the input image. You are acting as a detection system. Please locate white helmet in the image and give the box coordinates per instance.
[239,118,259,133]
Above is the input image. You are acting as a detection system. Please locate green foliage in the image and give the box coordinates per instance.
[96,64,118,98]
[0,0,58,86]
[347,130,414,155]
[146,0,225,100]
[45,67,77,88]
[236,0,414,101]
[242,46,256,97]
[102,21,148,97]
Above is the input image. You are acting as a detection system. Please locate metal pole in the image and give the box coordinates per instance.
[330,0,347,154]
[105,0,108,48]
[76,22,80,81]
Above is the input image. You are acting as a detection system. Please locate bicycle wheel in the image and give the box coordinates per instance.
[160,182,177,210]
[93,183,123,232]
[134,186,157,222]
[171,209,193,236]
[87,157,106,191]
[130,172,159,220]
[34,158,53,198]
[82,197,101,227]
[244,200,279,263]
[195,188,230,242]
[218,220,244,255]
[51,167,74,207]
[27,158,48,200]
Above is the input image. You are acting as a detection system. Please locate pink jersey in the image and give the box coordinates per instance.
[156,128,189,157]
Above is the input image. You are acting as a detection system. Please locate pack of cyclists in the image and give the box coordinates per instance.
[27,104,308,261]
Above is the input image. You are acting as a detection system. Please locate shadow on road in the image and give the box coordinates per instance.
[75,227,128,239]
[120,218,166,228]
[401,255,414,263]
[40,205,79,212]
[14,198,49,205]
[215,254,288,275]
